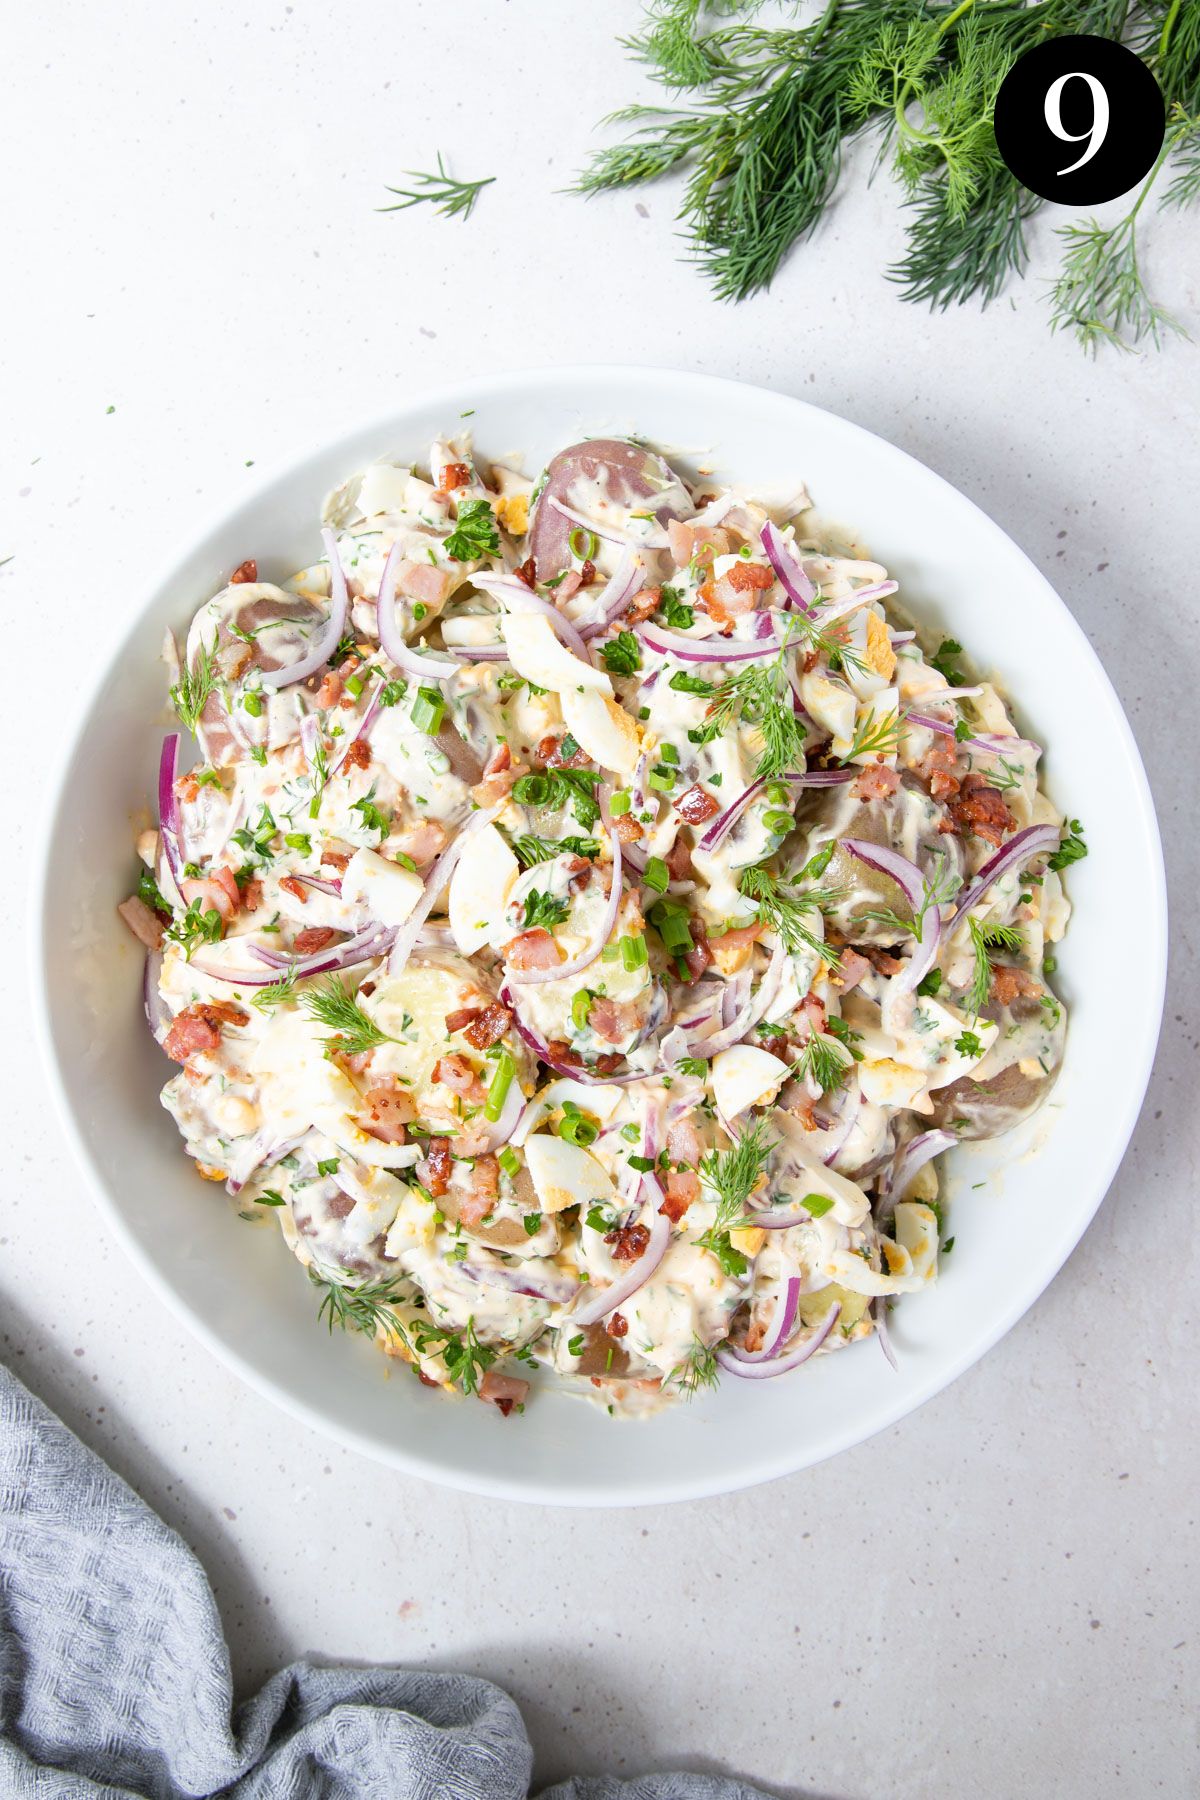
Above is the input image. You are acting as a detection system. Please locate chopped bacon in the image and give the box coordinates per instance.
[240,879,264,913]
[163,1000,248,1063]
[471,740,525,807]
[293,926,338,955]
[947,775,1015,848]
[682,921,712,981]
[660,1168,699,1223]
[852,764,901,801]
[667,520,729,568]
[667,1116,702,1167]
[391,820,448,868]
[463,1001,513,1051]
[441,461,471,490]
[230,559,258,585]
[674,784,720,825]
[624,586,661,626]
[315,669,343,708]
[990,964,1040,1008]
[801,994,828,1034]
[557,571,583,601]
[579,558,597,587]
[589,996,640,1046]
[322,847,351,872]
[834,947,872,992]
[710,922,762,964]
[278,875,309,904]
[397,560,450,607]
[479,1369,529,1416]
[180,866,241,926]
[423,1137,453,1198]
[432,1053,487,1107]
[725,559,775,593]
[605,1221,651,1262]
[515,556,537,590]
[358,1081,416,1145]
[801,648,820,674]
[506,928,562,971]
[665,836,693,881]
[343,737,371,771]
[607,1311,629,1339]
[459,1154,500,1226]
[858,943,905,976]
[343,1050,373,1076]
[593,1051,625,1075]
[613,814,644,844]
[918,742,961,802]
[444,1006,484,1034]
[117,895,165,950]
[537,733,591,771]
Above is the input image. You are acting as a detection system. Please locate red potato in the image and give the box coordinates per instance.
[527,438,692,578]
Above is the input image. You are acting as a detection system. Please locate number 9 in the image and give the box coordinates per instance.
[1044,71,1110,175]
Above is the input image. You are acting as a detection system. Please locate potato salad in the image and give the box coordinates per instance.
[121,434,1083,1416]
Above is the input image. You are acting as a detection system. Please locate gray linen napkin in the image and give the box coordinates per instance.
[0,1363,775,1799]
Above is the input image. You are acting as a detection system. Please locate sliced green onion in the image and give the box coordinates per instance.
[608,790,631,816]
[412,686,446,735]
[643,856,669,895]
[571,990,593,1032]
[498,1145,520,1179]
[484,1049,515,1122]
[559,1111,598,1148]
[763,809,795,836]
[568,525,598,561]
[620,933,648,971]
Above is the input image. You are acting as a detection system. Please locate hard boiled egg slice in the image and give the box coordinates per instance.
[523,1134,621,1216]
[448,823,520,954]
[500,612,612,697]
[341,848,425,929]
[559,684,641,775]
[711,1045,790,1121]
[894,1200,939,1284]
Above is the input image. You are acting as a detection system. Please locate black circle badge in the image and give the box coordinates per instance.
[994,34,1165,206]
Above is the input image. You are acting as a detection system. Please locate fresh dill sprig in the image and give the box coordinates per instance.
[966,916,1024,1016]
[505,831,602,869]
[378,153,495,220]
[310,1265,408,1340]
[861,852,961,941]
[302,975,396,1057]
[793,1030,852,1094]
[701,622,845,780]
[840,707,904,764]
[698,1113,776,1244]
[670,1334,720,1398]
[251,964,299,1013]
[738,864,840,969]
[170,635,218,735]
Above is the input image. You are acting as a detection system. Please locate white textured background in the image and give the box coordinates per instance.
[3,4,1198,1796]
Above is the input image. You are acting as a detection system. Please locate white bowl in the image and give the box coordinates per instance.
[33,366,1166,1505]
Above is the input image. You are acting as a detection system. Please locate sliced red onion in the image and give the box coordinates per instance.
[736,1274,801,1360]
[507,825,623,986]
[375,538,463,678]
[882,1128,957,1202]
[873,1297,899,1371]
[454,644,510,662]
[157,733,185,886]
[638,623,779,663]
[904,712,1039,759]
[579,551,645,640]
[841,838,925,912]
[716,1300,841,1378]
[949,822,1062,931]
[686,938,786,1057]
[811,579,899,628]
[143,950,170,1043]
[745,1203,816,1231]
[462,1256,578,1305]
[250,923,395,980]
[260,528,349,689]
[501,988,646,1085]
[388,803,504,978]
[294,873,343,898]
[570,1204,671,1327]
[760,521,817,615]
[699,768,854,852]
[549,495,637,547]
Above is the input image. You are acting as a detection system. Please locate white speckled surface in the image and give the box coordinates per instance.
[4,4,1197,1795]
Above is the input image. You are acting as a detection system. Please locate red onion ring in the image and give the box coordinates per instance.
[387,803,504,978]
[260,528,349,689]
[686,938,786,1057]
[579,551,645,641]
[506,825,623,986]
[461,1256,578,1305]
[157,733,185,886]
[375,538,464,679]
[873,1297,899,1371]
[638,622,780,663]
[716,1300,841,1379]
[734,1273,801,1360]
[811,579,899,628]
[904,711,1039,760]
[882,1128,957,1202]
[948,822,1062,931]
[571,1204,671,1326]
[841,840,942,996]
[249,924,396,980]
[549,496,638,547]
[699,769,854,852]
[759,521,817,615]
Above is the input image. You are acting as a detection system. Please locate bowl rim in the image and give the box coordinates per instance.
[30,362,1168,1505]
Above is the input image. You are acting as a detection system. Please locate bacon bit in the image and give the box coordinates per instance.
[589,996,638,1046]
[459,1154,500,1226]
[660,1169,699,1223]
[674,783,720,824]
[624,586,661,626]
[801,994,828,1035]
[322,848,351,872]
[240,879,264,913]
[279,875,308,904]
[432,1053,487,1107]
[343,1050,373,1076]
[918,743,961,802]
[397,560,451,607]
[990,964,1040,1008]
[424,1137,452,1198]
[230,559,258,584]
[593,1051,626,1075]
[463,1001,513,1051]
[683,921,712,982]
[667,520,730,569]
[506,928,562,971]
[293,926,338,955]
[343,737,371,771]
[163,1000,249,1063]
[607,1312,629,1339]
[177,771,202,804]
[725,560,774,592]
[859,943,905,976]
[579,558,597,587]
[479,1370,529,1415]
[117,895,165,950]
[834,947,872,992]
[314,669,343,708]
[445,1005,484,1034]
[852,764,901,801]
[947,775,1015,847]
[441,461,471,490]
[605,1221,651,1263]
[744,1315,767,1354]
[471,740,526,807]
[668,1116,702,1166]
[613,814,644,845]
[392,820,449,868]
[543,734,591,771]
[418,1369,442,1388]
[801,648,820,673]
[180,867,241,926]
[515,556,538,590]
[557,570,583,601]
[665,836,693,881]
[359,1081,416,1145]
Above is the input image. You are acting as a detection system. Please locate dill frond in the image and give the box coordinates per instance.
[378,154,495,220]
